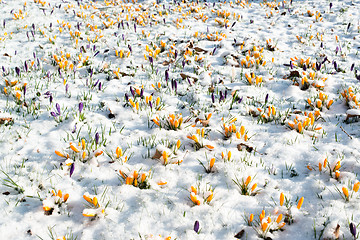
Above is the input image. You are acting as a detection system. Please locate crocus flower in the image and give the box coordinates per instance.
[165,70,169,82]
[15,67,20,76]
[70,163,75,177]
[194,220,200,233]
[79,102,83,113]
[56,103,61,115]
[351,63,355,72]
[350,222,356,239]
[95,132,99,145]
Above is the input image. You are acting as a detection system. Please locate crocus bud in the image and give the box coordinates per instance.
[56,103,61,115]
[95,132,99,145]
[350,222,356,238]
[194,220,199,233]
[15,67,20,76]
[79,102,83,113]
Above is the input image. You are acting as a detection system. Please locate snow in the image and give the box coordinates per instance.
[0,0,360,239]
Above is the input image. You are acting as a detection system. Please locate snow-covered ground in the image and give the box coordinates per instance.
[0,0,360,239]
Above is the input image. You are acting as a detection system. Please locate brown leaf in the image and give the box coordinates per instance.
[200,119,210,127]
[194,47,208,53]
[180,73,198,81]
[0,117,13,125]
[162,59,174,66]
[289,70,300,78]
[237,143,253,153]
[152,149,162,159]
[234,229,245,239]
[119,72,135,77]
[334,224,340,239]
[3,53,11,57]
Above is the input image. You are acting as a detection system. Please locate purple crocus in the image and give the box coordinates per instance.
[350,223,356,239]
[316,62,321,71]
[65,84,69,94]
[15,67,20,76]
[125,93,129,102]
[329,2,333,11]
[93,79,99,88]
[351,63,355,72]
[24,61,28,72]
[265,93,269,104]
[50,111,57,117]
[95,132,100,145]
[165,70,169,82]
[211,93,215,103]
[149,101,153,109]
[355,70,360,81]
[219,91,224,103]
[194,221,199,233]
[238,97,243,104]
[149,56,153,65]
[130,86,135,97]
[212,47,217,55]
[98,82,102,91]
[69,163,75,177]
[55,103,61,115]
[171,79,175,90]
[174,80,178,92]
[72,123,77,133]
[79,102,83,113]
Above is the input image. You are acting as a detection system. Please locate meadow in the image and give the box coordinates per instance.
[0,0,360,239]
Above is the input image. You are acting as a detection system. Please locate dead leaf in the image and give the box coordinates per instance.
[194,47,208,53]
[3,53,11,57]
[334,224,340,238]
[162,59,174,66]
[237,143,253,153]
[0,117,13,125]
[119,72,135,77]
[234,229,245,239]
[289,70,300,78]
[152,149,162,159]
[180,73,198,81]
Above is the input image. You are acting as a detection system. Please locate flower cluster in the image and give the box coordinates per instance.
[42,190,69,215]
[82,193,105,218]
[287,111,322,135]
[119,168,151,189]
[306,91,334,111]
[233,175,258,196]
[187,128,214,151]
[189,184,214,206]
[153,113,183,130]
[240,46,266,68]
